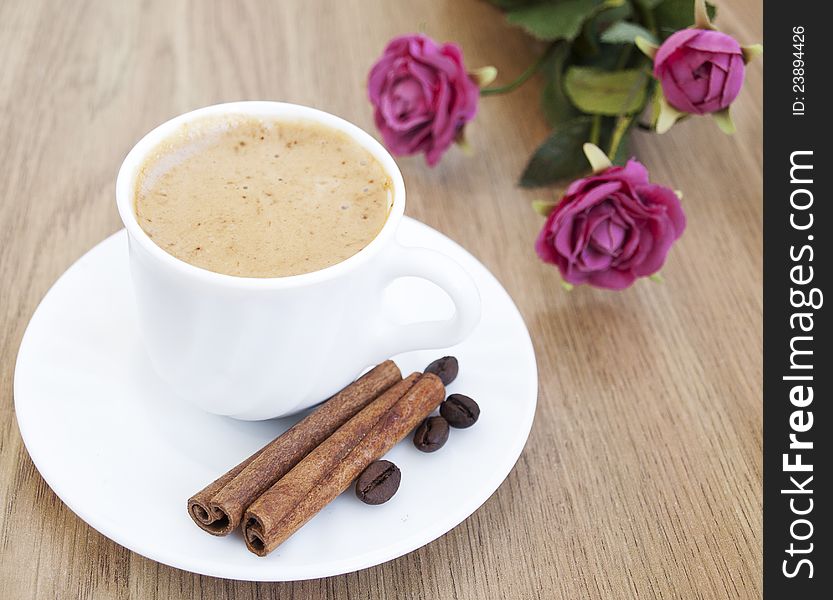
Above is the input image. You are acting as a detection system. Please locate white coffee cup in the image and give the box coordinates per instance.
[116,101,481,420]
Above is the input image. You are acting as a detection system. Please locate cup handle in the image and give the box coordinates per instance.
[371,242,481,359]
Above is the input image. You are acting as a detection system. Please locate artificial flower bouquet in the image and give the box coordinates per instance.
[365,0,761,290]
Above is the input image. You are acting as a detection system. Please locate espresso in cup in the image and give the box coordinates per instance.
[134,117,392,278]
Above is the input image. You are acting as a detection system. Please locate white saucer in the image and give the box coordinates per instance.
[14,217,537,581]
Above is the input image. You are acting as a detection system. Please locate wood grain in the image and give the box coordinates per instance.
[0,0,763,598]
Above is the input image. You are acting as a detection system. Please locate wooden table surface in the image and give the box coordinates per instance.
[0,0,762,598]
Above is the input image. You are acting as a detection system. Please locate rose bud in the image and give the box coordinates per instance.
[535,145,686,291]
[654,29,745,117]
[637,0,762,133]
[367,34,480,166]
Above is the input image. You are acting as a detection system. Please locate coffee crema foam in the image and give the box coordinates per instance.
[134,116,392,277]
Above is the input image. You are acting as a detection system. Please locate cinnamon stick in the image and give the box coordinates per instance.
[188,360,401,535]
[243,373,445,555]
[240,373,419,544]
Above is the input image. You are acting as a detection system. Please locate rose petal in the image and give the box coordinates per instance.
[674,50,719,102]
[587,268,637,290]
[448,74,478,127]
[535,216,560,264]
[551,209,588,262]
[606,198,640,260]
[590,217,626,255]
[614,221,648,267]
[376,108,432,156]
[552,212,578,259]
[585,201,615,226]
[431,73,452,140]
[708,52,732,71]
[440,42,465,65]
[563,160,646,198]
[562,261,591,286]
[637,184,686,238]
[654,29,702,73]
[685,30,742,55]
[406,59,440,96]
[412,40,461,77]
[406,35,432,61]
[564,175,594,197]
[380,78,431,130]
[425,138,449,165]
[445,46,479,119]
[704,63,727,105]
[661,69,702,114]
[612,191,652,220]
[571,213,594,258]
[614,228,640,264]
[617,159,650,186]
[632,218,674,276]
[401,122,433,154]
[383,36,415,57]
[569,181,622,214]
[577,245,613,271]
[721,54,745,107]
[677,49,715,81]
[368,57,398,103]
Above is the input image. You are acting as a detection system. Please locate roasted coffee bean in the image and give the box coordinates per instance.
[413,416,449,452]
[440,394,480,428]
[424,356,458,386]
[355,460,401,505]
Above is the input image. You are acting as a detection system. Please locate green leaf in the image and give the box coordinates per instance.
[540,43,578,126]
[576,43,627,70]
[654,0,717,36]
[564,67,648,115]
[634,0,664,8]
[593,1,634,30]
[542,80,578,126]
[573,2,629,57]
[611,132,630,164]
[520,117,593,187]
[600,21,659,45]
[506,0,604,41]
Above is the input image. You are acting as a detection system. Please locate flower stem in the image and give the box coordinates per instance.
[589,115,602,146]
[615,45,633,71]
[638,3,658,37]
[607,115,633,161]
[480,49,550,96]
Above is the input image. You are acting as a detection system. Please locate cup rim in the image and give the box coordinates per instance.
[115,101,406,289]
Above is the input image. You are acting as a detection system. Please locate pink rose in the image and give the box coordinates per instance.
[535,159,686,290]
[654,29,745,115]
[368,34,479,166]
